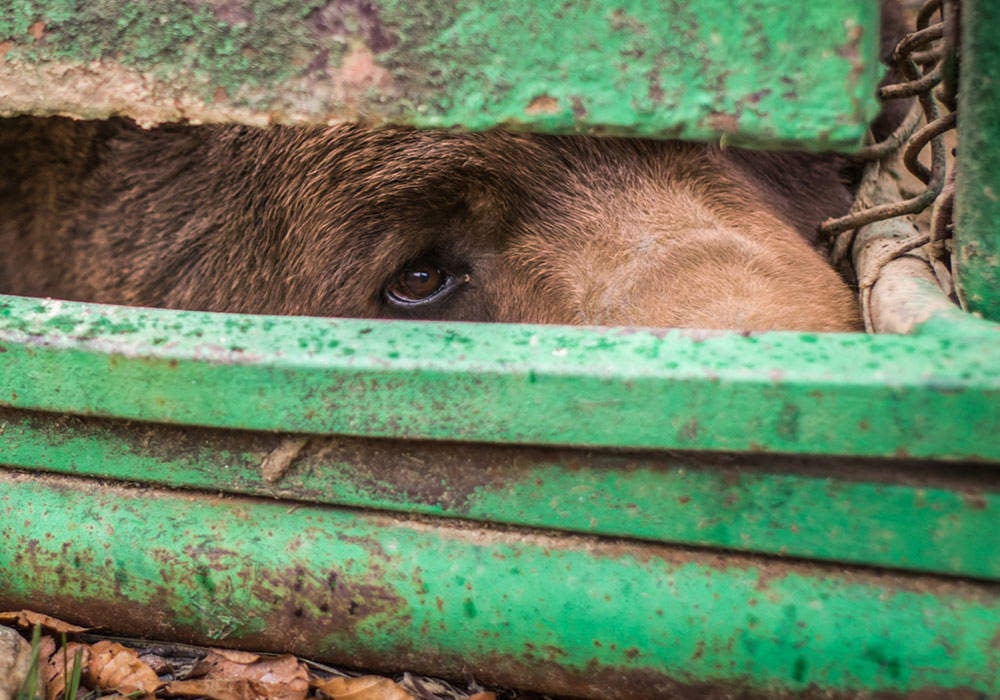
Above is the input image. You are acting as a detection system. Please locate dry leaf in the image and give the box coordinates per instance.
[0,610,87,634]
[164,678,270,700]
[86,640,160,696]
[190,650,308,700]
[37,636,56,663]
[44,641,90,700]
[205,648,263,665]
[397,673,484,699]
[313,675,415,700]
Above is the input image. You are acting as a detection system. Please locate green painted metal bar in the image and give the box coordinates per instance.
[1,470,998,698]
[2,407,998,580]
[955,0,1000,321]
[1,294,998,461]
[0,1,880,148]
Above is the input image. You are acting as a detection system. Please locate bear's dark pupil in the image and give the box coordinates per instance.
[402,266,442,298]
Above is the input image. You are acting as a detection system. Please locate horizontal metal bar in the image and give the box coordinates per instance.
[2,407,998,580]
[0,0,880,148]
[2,470,997,698]
[1,294,998,461]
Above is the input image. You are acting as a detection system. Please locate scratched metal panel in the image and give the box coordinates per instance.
[2,471,998,698]
[1,294,999,462]
[2,407,998,579]
[0,0,880,148]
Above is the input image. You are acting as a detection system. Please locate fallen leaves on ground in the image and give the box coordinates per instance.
[164,649,309,700]
[312,675,414,700]
[0,610,87,635]
[1,611,517,700]
[87,641,161,696]
[44,640,90,700]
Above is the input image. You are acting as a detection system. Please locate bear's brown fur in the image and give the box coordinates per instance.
[0,117,864,331]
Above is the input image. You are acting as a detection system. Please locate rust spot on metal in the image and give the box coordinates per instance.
[678,419,699,441]
[306,0,397,53]
[646,67,664,103]
[17,504,410,648]
[962,493,988,510]
[339,44,393,92]
[837,22,866,84]
[607,9,648,34]
[204,0,255,26]
[525,95,560,116]
[746,89,772,105]
[252,563,406,644]
[306,47,331,76]
[707,112,740,133]
[775,403,800,441]
[28,21,46,42]
[306,437,522,512]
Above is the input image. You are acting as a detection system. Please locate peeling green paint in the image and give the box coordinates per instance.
[0,4,998,695]
[955,0,1000,321]
[1,407,998,579]
[0,0,325,93]
[2,471,998,697]
[0,0,880,147]
[1,294,997,461]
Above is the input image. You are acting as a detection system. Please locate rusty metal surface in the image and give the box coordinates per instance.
[1,294,999,462]
[0,1,880,148]
[2,469,999,698]
[955,0,1000,320]
[2,406,999,580]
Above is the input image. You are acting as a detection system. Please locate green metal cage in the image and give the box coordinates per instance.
[0,1,997,697]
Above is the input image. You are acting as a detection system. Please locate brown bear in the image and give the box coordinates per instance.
[0,4,909,332]
[0,118,866,331]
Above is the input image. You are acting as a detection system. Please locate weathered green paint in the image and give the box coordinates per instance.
[2,471,998,698]
[2,407,998,580]
[955,0,1000,321]
[0,5,997,695]
[1,294,998,461]
[0,1,880,148]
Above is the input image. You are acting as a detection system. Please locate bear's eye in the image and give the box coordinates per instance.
[384,259,463,307]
